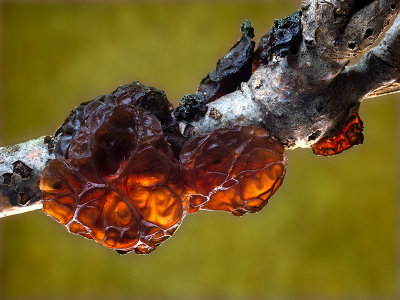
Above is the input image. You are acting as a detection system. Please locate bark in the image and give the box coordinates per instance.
[0,136,57,217]
[190,1,400,148]
[1,0,399,217]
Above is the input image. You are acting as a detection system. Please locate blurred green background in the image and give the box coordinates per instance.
[0,1,398,299]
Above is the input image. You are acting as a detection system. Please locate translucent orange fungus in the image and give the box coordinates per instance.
[180,126,287,216]
[41,83,289,254]
[311,113,363,156]
[41,102,185,254]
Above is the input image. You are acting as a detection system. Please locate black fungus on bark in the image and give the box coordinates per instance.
[54,82,185,158]
[1,160,41,208]
[173,20,255,124]
[196,20,256,104]
[254,11,302,66]
[173,92,208,122]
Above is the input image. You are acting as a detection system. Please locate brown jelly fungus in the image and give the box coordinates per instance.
[41,80,290,254]
[311,113,364,156]
[55,82,184,158]
[174,20,255,124]
[41,92,186,254]
[195,20,255,104]
[180,126,287,216]
[253,11,302,70]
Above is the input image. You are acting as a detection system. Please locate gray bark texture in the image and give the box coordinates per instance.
[1,0,400,217]
[190,0,400,149]
[0,136,56,217]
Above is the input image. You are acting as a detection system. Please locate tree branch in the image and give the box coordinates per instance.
[189,0,400,148]
[1,0,399,218]
[0,136,56,217]
[341,13,400,100]
[367,82,400,98]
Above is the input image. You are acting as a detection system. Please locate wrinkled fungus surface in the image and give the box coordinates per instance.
[311,113,364,156]
[180,126,287,215]
[41,87,185,254]
[42,81,289,254]
[55,82,184,158]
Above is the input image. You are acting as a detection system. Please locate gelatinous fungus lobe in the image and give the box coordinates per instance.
[174,20,255,124]
[180,126,287,216]
[311,113,364,156]
[253,11,302,70]
[197,20,255,104]
[55,82,184,158]
[41,88,185,254]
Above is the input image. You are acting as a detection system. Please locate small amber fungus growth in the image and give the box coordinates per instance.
[41,87,186,254]
[180,126,287,216]
[311,113,363,156]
